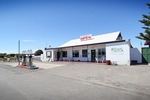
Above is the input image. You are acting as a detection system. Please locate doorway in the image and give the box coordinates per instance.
[57,52,60,61]
[91,50,96,62]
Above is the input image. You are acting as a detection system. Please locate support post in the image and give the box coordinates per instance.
[87,45,88,62]
[72,47,73,61]
[18,40,20,65]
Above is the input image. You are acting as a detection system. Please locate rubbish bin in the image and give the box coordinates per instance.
[30,64,34,69]
[106,60,111,65]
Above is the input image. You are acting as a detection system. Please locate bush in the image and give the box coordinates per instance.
[10,57,17,61]
[0,58,4,62]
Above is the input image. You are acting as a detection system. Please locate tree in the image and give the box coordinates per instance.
[6,53,15,58]
[0,53,7,58]
[34,49,43,56]
[136,3,150,47]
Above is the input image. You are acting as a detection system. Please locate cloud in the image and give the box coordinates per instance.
[22,40,36,42]
[0,50,17,54]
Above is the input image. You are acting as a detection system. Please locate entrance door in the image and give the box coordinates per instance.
[91,50,96,62]
[57,52,60,61]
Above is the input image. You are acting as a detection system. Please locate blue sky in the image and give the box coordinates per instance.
[0,0,149,53]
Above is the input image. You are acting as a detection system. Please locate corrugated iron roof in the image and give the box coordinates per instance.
[59,31,122,48]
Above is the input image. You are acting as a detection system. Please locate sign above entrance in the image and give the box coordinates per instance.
[80,34,92,41]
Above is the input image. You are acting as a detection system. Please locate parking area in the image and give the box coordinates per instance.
[40,62,150,95]
[1,61,150,100]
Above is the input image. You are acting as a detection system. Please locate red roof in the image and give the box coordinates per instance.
[144,40,150,45]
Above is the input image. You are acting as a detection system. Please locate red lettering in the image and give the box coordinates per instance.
[80,35,92,41]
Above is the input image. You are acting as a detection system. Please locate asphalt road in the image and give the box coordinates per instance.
[0,63,150,100]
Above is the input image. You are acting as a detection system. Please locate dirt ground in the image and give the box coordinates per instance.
[2,61,150,96]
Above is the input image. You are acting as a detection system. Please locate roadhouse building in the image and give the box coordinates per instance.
[43,31,132,65]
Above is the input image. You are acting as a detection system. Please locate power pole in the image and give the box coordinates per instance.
[18,40,20,65]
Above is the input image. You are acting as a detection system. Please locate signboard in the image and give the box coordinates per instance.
[111,48,124,55]
[22,50,33,55]
[80,34,92,41]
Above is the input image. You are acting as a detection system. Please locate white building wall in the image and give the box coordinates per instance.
[41,50,47,61]
[106,40,131,65]
[130,48,142,63]
[41,50,55,62]
[51,50,54,61]
[87,49,90,61]
[41,54,45,61]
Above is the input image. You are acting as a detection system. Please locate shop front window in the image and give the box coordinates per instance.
[98,48,105,56]
[82,49,87,57]
[101,49,105,55]
[98,48,106,62]
[73,50,79,57]
[62,51,67,57]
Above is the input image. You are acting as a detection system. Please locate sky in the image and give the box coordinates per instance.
[0,0,149,54]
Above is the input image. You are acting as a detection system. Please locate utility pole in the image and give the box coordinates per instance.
[18,40,20,65]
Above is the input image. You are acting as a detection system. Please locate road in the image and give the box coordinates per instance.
[0,63,150,100]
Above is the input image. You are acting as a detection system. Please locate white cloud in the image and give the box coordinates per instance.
[0,50,17,54]
[22,40,36,42]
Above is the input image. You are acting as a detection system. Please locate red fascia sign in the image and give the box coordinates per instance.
[80,34,92,41]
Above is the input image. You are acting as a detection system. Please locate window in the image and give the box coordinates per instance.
[101,49,105,55]
[82,49,87,57]
[98,49,101,55]
[73,50,79,57]
[98,48,105,56]
[62,51,67,57]
[46,51,52,57]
